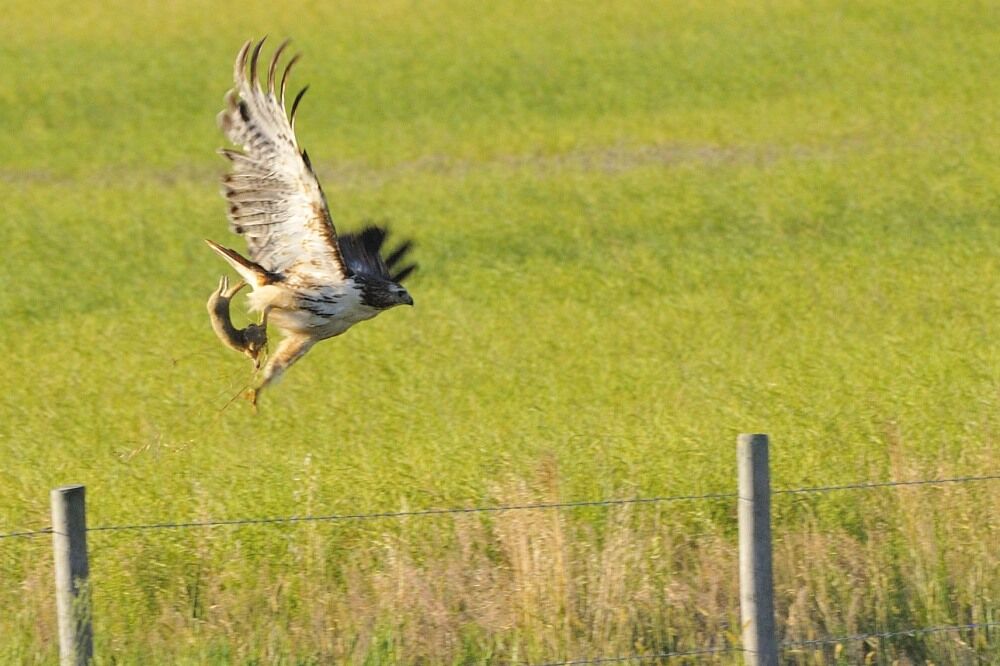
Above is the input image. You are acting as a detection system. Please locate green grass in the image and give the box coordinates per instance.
[2,0,999,663]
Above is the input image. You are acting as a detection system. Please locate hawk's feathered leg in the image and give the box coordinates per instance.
[248,334,317,406]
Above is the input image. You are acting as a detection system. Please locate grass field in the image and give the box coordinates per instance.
[2,0,999,663]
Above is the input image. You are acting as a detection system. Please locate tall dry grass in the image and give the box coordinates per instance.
[3,452,976,663]
[3,447,997,664]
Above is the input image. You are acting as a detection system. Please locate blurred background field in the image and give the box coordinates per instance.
[1,1,998,663]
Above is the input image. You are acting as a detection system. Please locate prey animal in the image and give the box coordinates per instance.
[206,38,416,405]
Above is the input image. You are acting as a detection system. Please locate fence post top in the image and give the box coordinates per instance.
[52,485,86,496]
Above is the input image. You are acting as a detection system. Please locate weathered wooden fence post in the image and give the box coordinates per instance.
[51,485,92,666]
[737,434,778,666]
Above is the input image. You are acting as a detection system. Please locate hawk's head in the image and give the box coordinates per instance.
[338,225,416,310]
[357,277,413,309]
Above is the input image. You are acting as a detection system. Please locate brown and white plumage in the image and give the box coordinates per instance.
[206,38,416,404]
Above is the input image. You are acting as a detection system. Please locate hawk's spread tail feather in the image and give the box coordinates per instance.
[204,239,277,287]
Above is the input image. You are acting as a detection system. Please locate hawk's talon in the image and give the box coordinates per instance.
[244,388,259,413]
[243,322,268,368]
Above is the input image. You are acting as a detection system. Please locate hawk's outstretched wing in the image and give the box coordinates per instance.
[217,38,347,283]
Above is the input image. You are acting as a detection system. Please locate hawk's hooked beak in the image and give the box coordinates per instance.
[391,285,413,307]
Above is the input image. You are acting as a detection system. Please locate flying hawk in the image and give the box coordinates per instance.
[206,38,416,405]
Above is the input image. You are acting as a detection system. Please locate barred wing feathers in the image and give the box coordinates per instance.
[217,38,346,283]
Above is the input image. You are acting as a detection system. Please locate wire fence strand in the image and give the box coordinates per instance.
[0,527,52,540]
[84,491,737,534]
[528,644,741,665]
[782,621,1000,650]
[3,473,998,538]
[773,473,1000,496]
[531,622,1000,665]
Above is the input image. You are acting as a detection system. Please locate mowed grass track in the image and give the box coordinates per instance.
[2,1,999,663]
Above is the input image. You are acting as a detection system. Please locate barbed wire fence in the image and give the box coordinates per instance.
[5,434,1000,665]
[529,622,1000,666]
[8,473,1000,540]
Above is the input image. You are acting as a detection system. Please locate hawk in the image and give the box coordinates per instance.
[206,38,416,405]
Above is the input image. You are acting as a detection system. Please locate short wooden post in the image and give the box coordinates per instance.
[51,485,92,666]
[737,434,778,666]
